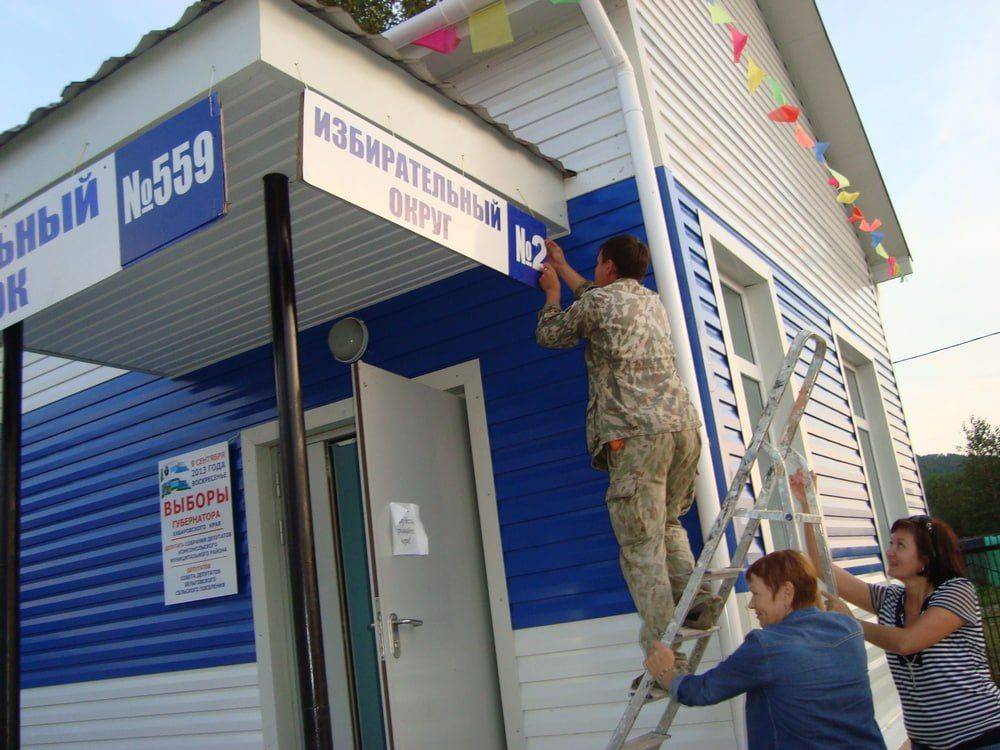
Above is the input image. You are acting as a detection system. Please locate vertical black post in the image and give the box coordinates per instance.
[263,173,332,750]
[0,322,23,750]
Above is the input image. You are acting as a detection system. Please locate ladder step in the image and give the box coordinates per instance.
[734,509,822,524]
[622,732,670,750]
[675,625,719,642]
[703,567,742,580]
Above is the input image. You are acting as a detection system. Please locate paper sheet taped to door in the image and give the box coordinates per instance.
[390,502,429,556]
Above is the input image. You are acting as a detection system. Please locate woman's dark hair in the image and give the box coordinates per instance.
[598,235,650,280]
[890,515,965,586]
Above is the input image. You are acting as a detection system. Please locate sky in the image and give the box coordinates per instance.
[0,1,996,455]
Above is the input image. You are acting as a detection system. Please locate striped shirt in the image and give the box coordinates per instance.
[870,578,1000,749]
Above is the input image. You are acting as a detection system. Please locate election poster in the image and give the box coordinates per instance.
[159,441,238,605]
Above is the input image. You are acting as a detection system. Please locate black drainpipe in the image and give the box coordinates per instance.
[263,173,333,749]
[0,321,23,750]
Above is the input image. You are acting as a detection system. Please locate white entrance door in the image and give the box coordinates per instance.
[351,361,506,750]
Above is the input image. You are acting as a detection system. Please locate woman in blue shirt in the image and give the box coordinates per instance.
[645,549,886,749]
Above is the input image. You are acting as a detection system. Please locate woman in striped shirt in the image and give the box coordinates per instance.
[822,512,1000,750]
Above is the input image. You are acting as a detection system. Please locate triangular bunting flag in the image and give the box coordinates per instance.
[746,57,765,94]
[412,25,460,53]
[887,256,899,276]
[874,242,889,259]
[727,24,748,63]
[709,2,734,24]
[836,190,860,204]
[765,76,787,106]
[767,104,800,123]
[859,217,882,233]
[794,123,814,149]
[847,206,865,225]
[813,141,830,163]
[826,165,849,189]
[470,1,514,53]
[870,231,885,247]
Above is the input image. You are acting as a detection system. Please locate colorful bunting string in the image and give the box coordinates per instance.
[709,2,734,24]
[826,165,850,189]
[700,1,899,279]
[764,76,787,106]
[412,25,460,54]
[767,104,800,123]
[469,0,514,53]
[746,57,765,94]
[727,25,748,63]
[794,123,814,149]
[407,0,902,280]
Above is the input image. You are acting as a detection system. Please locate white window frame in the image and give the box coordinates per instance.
[699,214,816,554]
[831,322,910,554]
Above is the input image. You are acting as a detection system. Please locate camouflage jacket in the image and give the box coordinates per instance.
[536,278,701,470]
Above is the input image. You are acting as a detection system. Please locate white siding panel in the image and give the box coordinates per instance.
[452,21,635,199]
[0,351,125,415]
[515,613,736,749]
[22,664,263,750]
[632,0,887,350]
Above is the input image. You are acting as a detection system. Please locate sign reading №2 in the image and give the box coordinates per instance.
[159,442,238,606]
[0,94,226,329]
[300,90,547,287]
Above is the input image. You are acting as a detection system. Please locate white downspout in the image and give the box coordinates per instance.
[389,0,746,742]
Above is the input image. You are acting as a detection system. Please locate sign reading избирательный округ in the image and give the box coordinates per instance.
[300,89,548,288]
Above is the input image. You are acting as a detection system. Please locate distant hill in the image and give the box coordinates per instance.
[917,453,965,478]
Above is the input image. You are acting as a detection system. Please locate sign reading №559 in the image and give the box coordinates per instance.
[0,94,226,328]
[300,90,547,287]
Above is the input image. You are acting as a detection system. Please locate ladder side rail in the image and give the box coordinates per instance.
[648,336,829,741]
[607,331,827,750]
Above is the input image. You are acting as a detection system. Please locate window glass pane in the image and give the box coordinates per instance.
[741,374,772,478]
[845,367,866,419]
[721,283,755,363]
[858,428,885,509]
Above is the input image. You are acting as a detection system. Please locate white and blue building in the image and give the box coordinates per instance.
[0,0,923,747]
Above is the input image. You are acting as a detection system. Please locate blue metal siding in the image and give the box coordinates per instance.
[19,169,924,689]
[663,172,922,575]
[19,176,705,687]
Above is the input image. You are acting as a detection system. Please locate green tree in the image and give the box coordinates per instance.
[925,416,1000,538]
[320,0,434,34]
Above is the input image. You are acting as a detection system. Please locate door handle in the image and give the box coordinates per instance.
[388,613,424,658]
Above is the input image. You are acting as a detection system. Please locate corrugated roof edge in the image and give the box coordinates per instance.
[0,0,573,177]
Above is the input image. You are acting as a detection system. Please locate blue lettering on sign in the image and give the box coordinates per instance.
[116,93,226,267]
[507,205,547,287]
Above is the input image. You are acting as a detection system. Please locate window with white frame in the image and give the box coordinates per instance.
[703,226,805,551]
[834,329,909,549]
[719,280,770,475]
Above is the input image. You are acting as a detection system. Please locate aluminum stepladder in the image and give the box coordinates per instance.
[607,329,838,750]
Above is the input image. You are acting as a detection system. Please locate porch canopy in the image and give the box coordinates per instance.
[0,0,569,376]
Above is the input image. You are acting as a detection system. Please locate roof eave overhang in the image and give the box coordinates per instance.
[756,0,913,282]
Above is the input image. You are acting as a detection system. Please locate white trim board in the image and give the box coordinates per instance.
[21,663,263,750]
[240,359,525,750]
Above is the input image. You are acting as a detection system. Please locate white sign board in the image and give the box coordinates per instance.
[300,89,547,288]
[159,442,238,605]
[0,95,226,329]
[390,502,429,556]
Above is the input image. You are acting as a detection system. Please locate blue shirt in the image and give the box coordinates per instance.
[670,607,886,749]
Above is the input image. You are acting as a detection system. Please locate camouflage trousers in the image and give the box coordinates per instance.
[604,429,706,656]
